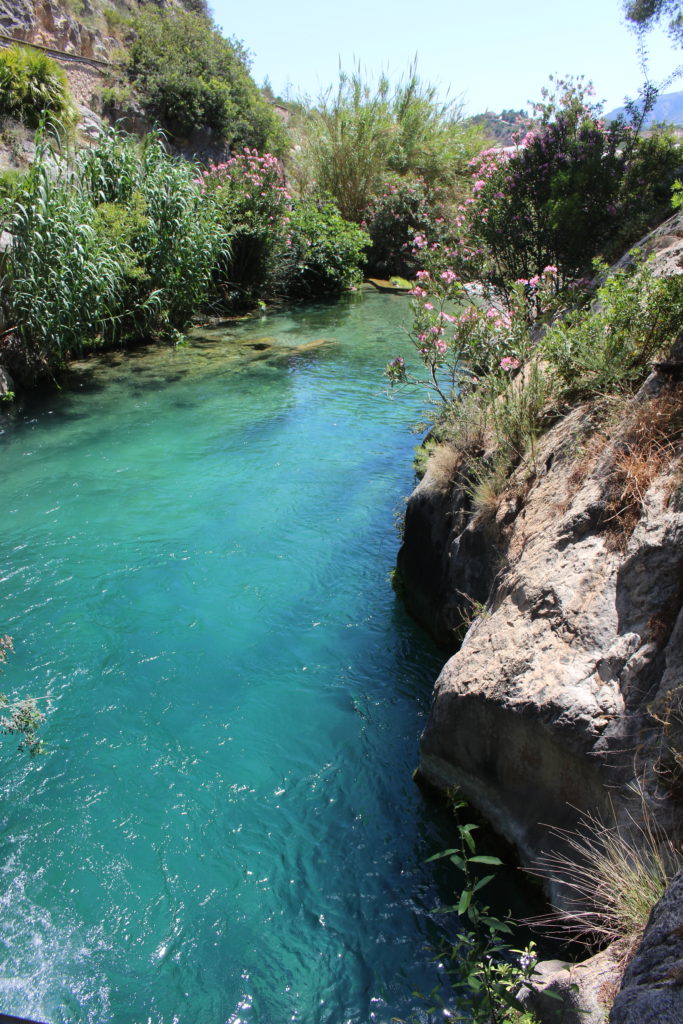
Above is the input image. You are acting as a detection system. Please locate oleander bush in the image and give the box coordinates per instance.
[457,77,681,289]
[362,175,456,277]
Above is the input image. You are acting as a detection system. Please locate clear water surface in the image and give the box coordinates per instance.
[0,290,458,1024]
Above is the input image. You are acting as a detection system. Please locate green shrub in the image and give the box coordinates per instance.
[362,175,455,277]
[0,45,75,129]
[282,199,369,298]
[127,9,286,152]
[543,256,683,398]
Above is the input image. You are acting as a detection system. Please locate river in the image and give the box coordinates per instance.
[0,289,468,1024]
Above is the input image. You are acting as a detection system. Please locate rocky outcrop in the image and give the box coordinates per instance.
[403,363,683,900]
[396,455,500,647]
[522,947,622,1024]
[0,0,116,59]
[609,869,683,1023]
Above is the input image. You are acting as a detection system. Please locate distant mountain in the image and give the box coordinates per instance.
[606,90,683,126]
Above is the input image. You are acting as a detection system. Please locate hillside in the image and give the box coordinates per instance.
[607,88,683,126]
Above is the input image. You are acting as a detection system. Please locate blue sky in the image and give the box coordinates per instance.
[209,0,682,115]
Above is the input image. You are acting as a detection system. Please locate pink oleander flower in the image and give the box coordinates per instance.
[424,302,434,310]
[440,269,458,284]
[500,356,520,371]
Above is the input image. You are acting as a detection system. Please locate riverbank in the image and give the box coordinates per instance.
[395,213,683,1021]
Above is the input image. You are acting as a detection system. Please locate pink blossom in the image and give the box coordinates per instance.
[500,356,520,372]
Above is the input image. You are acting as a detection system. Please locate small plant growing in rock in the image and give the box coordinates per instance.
[416,798,540,1023]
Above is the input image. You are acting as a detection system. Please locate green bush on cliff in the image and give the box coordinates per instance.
[0,44,75,129]
[127,9,286,153]
[542,256,683,398]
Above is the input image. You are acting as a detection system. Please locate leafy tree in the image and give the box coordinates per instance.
[458,77,681,287]
[623,0,683,43]
[127,9,286,153]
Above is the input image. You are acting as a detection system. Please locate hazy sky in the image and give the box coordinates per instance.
[209,0,681,115]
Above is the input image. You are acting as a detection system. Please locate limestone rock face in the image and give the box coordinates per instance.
[396,458,499,648]
[522,948,621,1024]
[403,372,683,895]
[609,869,683,1024]
[0,0,34,36]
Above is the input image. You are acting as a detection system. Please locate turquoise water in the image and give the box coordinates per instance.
[0,291,456,1024]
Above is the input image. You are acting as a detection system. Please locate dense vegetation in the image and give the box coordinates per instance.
[124,8,287,153]
[386,79,683,548]
[0,44,75,129]
[0,42,680,406]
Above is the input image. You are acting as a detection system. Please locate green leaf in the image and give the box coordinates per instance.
[457,888,472,915]
[448,853,466,870]
[468,854,503,866]
[480,916,513,934]
[426,848,459,862]
[472,873,495,893]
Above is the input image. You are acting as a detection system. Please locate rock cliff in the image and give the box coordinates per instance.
[399,216,683,909]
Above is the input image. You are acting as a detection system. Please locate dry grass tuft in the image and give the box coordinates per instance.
[600,382,683,549]
[530,796,682,963]
[426,443,463,489]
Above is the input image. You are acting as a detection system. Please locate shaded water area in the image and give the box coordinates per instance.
[0,290,463,1024]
